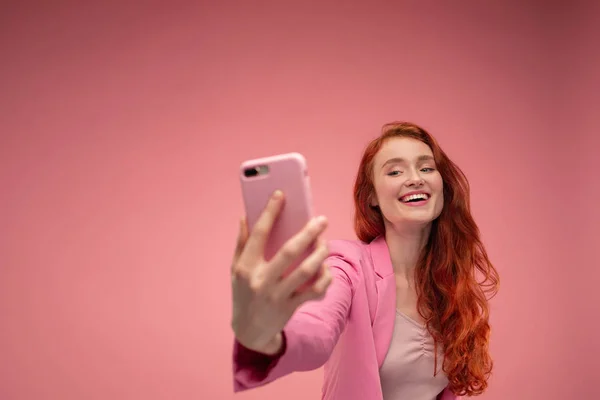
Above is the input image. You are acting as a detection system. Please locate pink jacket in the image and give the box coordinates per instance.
[233,236,459,400]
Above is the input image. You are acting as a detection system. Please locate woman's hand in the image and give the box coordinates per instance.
[231,190,332,355]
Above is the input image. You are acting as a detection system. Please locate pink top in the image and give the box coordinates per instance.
[379,310,449,399]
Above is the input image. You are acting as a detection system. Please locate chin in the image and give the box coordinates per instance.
[391,216,435,229]
[400,208,442,224]
[400,210,437,222]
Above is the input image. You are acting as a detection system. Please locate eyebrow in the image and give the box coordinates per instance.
[381,155,435,168]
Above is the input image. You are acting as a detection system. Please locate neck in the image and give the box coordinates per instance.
[384,222,432,282]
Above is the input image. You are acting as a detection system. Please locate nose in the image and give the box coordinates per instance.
[404,169,424,187]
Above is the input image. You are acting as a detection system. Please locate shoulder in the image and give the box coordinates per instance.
[325,239,369,287]
[326,238,367,261]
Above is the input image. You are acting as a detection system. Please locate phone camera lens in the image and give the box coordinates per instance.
[244,167,259,178]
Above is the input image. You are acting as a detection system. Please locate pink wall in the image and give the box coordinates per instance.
[1,2,598,399]
[555,1,600,391]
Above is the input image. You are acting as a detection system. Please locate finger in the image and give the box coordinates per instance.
[232,216,249,264]
[264,216,328,282]
[289,264,333,308]
[243,190,285,259]
[272,240,329,300]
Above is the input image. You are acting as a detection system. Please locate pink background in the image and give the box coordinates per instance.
[1,2,598,399]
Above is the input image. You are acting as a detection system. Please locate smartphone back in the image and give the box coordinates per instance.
[239,153,314,269]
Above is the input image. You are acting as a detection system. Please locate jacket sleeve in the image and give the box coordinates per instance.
[232,239,362,392]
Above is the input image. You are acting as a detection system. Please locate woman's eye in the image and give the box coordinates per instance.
[421,167,435,172]
[387,170,402,176]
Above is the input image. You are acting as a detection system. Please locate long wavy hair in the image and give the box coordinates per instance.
[353,122,500,396]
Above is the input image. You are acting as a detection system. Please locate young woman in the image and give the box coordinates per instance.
[230,122,500,399]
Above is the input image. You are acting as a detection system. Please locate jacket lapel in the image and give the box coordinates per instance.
[367,236,397,367]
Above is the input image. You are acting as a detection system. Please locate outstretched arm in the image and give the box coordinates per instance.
[233,240,361,391]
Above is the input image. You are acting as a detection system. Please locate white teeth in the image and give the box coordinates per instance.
[401,193,429,202]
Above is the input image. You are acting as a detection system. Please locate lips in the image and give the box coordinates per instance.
[399,191,430,203]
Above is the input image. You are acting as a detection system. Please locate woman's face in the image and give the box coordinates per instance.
[370,137,444,229]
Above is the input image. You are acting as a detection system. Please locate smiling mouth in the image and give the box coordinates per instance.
[399,193,430,203]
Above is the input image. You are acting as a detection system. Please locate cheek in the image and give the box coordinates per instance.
[377,180,401,200]
[436,183,445,209]
[433,175,444,193]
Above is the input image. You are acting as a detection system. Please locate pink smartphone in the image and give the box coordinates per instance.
[239,152,315,279]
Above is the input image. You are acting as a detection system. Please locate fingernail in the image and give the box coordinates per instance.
[273,190,283,199]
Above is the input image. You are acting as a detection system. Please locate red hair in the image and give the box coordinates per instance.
[353,122,499,396]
